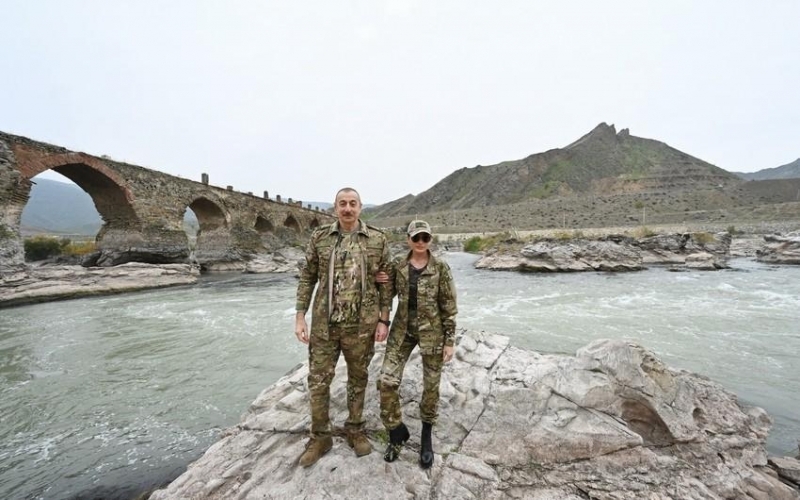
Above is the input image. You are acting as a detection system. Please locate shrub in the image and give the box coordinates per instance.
[552,230,585,241]
[24,236,66,261]
[462,232,514,253]
[693,232,715,245]
[463,236,483,253]
[632,226,657,238]
[63,240,97,256]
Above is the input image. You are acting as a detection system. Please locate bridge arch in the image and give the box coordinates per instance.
[19,153,138,230]
[187,196,227,233]
[284,214,300,231]
[254,215,275,234]
[308,217,321,230]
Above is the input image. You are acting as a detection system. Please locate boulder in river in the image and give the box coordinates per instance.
[149,331,799,500]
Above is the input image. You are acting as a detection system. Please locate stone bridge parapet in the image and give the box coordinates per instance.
[0,131,333,272]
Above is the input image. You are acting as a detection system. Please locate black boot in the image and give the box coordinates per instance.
[420,422,434,469]
[383,422,410,462]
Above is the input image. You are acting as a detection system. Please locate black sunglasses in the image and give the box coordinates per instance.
[411,233,431,243]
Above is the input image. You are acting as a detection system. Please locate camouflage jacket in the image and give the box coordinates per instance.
[389,251,458,355]
[296,220,392,339]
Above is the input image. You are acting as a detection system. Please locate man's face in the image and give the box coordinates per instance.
[335,190,362,226]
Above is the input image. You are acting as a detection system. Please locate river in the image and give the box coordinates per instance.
[0,253,798,499]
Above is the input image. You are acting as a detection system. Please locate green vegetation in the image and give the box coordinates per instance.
[463,232,513,253]
[632,226,657,238]
[23,236,96,261]
[692,232,715,245]
[551,230,585,241]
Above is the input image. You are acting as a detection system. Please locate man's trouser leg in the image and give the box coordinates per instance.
[419,350,444,425]
[379,332,417,430]
[340,324,376,430]
[308,327,342,438]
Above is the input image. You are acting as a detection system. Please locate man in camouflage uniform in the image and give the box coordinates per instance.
[378,220,458,468]
[294,187,392,467]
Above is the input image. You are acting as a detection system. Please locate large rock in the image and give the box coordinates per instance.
[475,233,732,272]
[756,232,800,265]
[0,262,199,308]
[476,238,644,272]
[244,247,304,274]
[149,331,799,500]
[635,232,731,266]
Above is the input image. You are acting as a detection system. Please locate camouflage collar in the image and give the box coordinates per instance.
[329,219,369,236]
[403,249,436,274]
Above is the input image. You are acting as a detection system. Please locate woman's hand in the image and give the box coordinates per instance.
[443,345,454,363]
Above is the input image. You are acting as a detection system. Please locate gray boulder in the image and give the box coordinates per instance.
[476,238,643,272]
[635,232,732,265]
[757,232,800,265]
[149,331,798,500]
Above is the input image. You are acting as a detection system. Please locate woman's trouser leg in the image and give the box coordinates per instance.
[379,332,417,430]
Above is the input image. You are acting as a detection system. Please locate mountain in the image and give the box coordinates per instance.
[733,158,800,180]
[368,123,742,218]
[21,178,102,236]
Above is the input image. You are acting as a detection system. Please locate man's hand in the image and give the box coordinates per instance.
[295,313,309,344]
[375,271,389,284]
[443,345,454,363]
[375,322,389,342]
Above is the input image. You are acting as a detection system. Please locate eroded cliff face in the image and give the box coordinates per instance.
[150,331,799,500]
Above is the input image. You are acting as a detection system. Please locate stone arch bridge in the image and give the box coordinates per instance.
[0,131,333,271]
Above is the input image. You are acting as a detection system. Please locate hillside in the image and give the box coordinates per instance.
[21,177,102,236]
[368,123,742,219]
[734,158,800,180]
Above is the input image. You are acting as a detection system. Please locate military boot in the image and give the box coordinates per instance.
[383,422,410,462]
[299,436,333,467]
[346,429,372,457]
[420,422,434,469]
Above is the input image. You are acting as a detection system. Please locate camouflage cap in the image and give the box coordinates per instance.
[407,220,432,237]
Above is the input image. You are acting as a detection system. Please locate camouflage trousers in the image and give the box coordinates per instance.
[308,323,376,438]
[378,324,444,429]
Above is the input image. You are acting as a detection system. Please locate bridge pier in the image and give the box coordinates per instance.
[86,227,191,267]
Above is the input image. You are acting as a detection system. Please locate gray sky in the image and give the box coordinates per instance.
[2,1,798,205]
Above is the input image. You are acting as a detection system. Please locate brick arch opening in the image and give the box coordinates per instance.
[255,215,275,234]
[309,218,321,230]
[36,162,138,230]
[187,197,227,233]
[284,214,300,232]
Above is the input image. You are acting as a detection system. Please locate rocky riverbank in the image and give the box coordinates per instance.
[0,247,306,308]
[475,231,733,272]
[0,262,200,308]
[149,330,800,500]
[473,231,800,272]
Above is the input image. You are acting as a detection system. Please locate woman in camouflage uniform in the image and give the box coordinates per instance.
[377,220,458,469]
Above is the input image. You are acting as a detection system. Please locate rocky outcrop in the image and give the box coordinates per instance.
[635,232,731,267]
[0,263,199,308]
[475,232,731,272]
[757,232,800,265]
[149,331,799,500]
[476,237,643,272]
[244,247,304,274]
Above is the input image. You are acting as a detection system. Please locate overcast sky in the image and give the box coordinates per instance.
[2,1,798,205]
